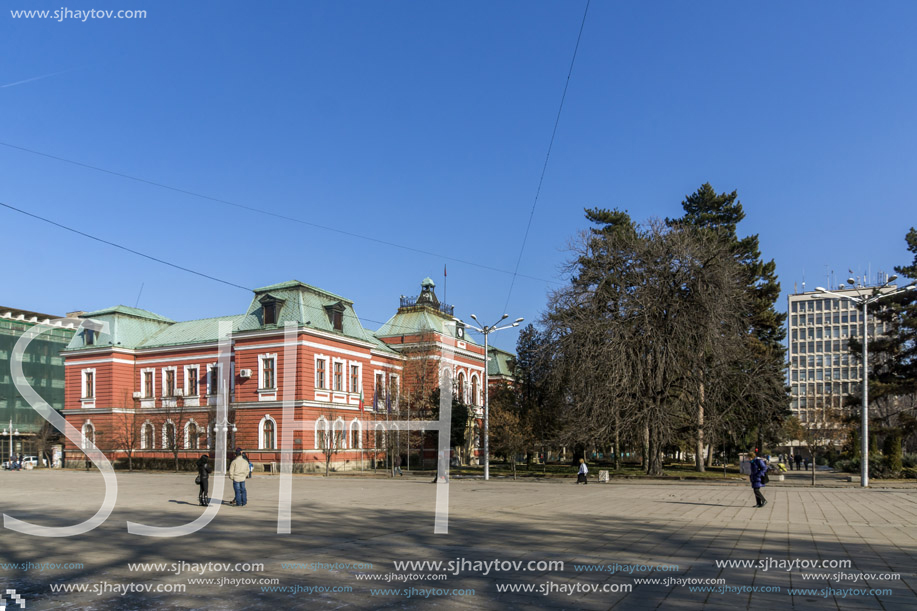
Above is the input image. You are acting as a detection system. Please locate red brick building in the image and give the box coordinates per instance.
[62,278,495,471]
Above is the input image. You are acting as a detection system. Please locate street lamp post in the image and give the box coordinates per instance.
[815,277,916,488]
[462,314,524,481]
[3,419,20,467]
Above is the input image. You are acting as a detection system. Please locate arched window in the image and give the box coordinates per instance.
[374,423,385,450]
[457,371,465,402]
[350,419,362,449]
[471,375,478,406]
[315,417,329,450]
[81,421,95,449]
[185,420,199,450]
[333,418,346,450]
[141,421,154,449]
[260,415,276,450]
[163,421,176,449]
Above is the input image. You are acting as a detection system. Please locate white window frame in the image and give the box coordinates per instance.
[258,353,277,390]
[332,358,346,392]
[140,420,154,449]
[315,356,328,390]
[314,417,329,450]
[349,418,362,449]
[184,365,200,397]
[333,417,347,449]
[140,368,156,400]
[259,414,278,450]
[470,374,479,406]
[184,419,201,449]
[206,363,221,396]
[162,419,176,449]
[81,421,95,449]
[81,368,96,403]
[162,366,178,397]
[349,361,362,394]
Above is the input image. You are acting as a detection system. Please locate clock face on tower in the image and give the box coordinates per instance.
[457,327,464,339]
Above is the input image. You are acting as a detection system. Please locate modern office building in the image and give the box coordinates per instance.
[0,306,77,458]
[786,283,893,427]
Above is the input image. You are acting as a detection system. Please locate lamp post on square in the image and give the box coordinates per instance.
[461,314,523,481]
[815,276,916,487]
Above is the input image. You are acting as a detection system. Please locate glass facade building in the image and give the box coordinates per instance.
[0,307,76,457]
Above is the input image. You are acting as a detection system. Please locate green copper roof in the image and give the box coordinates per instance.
[487,346,516,377]
[253,280,352,304]
[66,306,174,350]
[82,305,175,323]
[139,315,245,348]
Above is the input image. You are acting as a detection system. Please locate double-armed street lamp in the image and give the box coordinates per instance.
[461,314,524,481]
[815,275,917,487]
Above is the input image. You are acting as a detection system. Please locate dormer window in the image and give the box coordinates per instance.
[257,293,285,327]
[85,329,95,346]
[264,302,277,325]
[325,302,345,332]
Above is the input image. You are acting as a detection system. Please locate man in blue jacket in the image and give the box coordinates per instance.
[750,451,769,508]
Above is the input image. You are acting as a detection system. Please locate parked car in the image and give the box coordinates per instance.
[2,456,44,469]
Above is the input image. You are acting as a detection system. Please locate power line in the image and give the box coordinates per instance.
[0,200,463,338]
[0,140,557,286]
[0,201,252,292]
[502,0,590,313]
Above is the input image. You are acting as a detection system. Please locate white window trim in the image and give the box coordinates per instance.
[140,367,156,399]
[259,414,278,450]
[314,355,328,390]
[331,358,346,393]
[333,417,347,450]
[183,365,200,397]
[161,366,178,397]
[81,368,96,402]
[348,360,363,395]
[372,370,385,411]
[314,417,329,450]
[258,353,277,390]
[374,422,386,449]
[141,420,154,449]
[206,363,221,396]
[470,374,480,406]
[81,420,95,449]
[162,419,176,449]
[184,419,200,449]
[349,418,362,449]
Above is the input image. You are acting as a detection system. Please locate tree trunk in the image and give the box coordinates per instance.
[706,442,715,468]
[696,382,705,472]
[643,423,650,473]
[614,411,621,471]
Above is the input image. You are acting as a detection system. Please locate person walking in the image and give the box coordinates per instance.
[228,448,249,507]
[577,458,588,484]
[750,451,769,508]
[394,455,403,477]
[794,454,802,471]
[197,455,211,506]
[803,457,810,471]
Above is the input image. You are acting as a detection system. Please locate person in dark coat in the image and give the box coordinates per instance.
[749,451,769,508]
[794,454,802,471]
[197,455,211,506]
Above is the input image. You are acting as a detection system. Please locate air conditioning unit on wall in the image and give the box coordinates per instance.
[132,391,141,399]
[239,369,253,378]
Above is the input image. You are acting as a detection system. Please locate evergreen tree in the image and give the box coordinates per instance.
[668,184,789,459]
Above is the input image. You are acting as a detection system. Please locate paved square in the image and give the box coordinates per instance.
[1,470,915,609]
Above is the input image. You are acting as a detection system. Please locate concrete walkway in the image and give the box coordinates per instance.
[1,470,915,609]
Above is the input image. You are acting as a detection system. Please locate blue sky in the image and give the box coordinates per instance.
[1,1,915,351]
